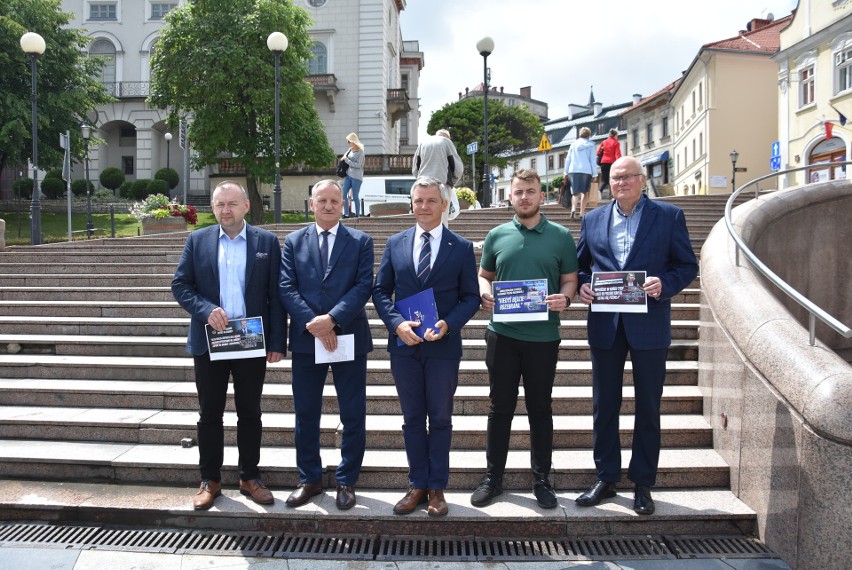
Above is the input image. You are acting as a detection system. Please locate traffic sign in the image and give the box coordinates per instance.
[771,141,780,158]
[770,156,781,171]
[466,141,478,155]
[537,134,552,152]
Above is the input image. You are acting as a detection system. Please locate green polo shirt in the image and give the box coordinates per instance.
[480,214,578,342]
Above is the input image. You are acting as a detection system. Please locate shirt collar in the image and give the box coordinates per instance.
[315,222,340,236]
[219,221,247,240]
[512,213,549,233]
[614,194,646,218]
[415,223,443,242]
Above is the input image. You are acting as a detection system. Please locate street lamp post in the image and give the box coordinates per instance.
[730,149,739,193]
[20,32,46,245]
[164,132,172,170]
[477,36,494,208]
[82,124,93,237]
[267,31,289,224]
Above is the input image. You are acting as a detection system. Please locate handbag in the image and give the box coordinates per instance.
[596,145,604,166]
[336,150,350,177]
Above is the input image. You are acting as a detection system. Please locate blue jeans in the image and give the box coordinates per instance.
[342,176,363,216]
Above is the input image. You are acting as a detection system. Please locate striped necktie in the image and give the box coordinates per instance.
[417,232,431,284]
[320,230,330,275]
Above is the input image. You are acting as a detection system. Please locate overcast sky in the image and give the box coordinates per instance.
[400,0,798,139]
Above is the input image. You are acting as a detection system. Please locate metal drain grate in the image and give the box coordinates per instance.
[0,523,779,562]
[666,535,779,559]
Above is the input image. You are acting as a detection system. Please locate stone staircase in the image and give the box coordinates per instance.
[0,197,758,537]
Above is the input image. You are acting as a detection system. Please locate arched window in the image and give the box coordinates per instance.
[808,137,847,183]
[308,42,327,75]
[89,38,116,86]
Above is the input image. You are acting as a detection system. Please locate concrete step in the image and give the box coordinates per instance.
[0,406,711,449]
[0,438,730,490]
[0,379,703,415]
[0,333,700,361]
[0,479,758,537]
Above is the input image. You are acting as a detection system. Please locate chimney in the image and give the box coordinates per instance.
[632,93,642,105]
[520,86,531,99]
[746,17,772,32]
[593,102,603,116]
[500,86,504,94]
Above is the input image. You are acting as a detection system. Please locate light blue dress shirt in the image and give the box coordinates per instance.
[218,223,247,319]
[609,195,646,269]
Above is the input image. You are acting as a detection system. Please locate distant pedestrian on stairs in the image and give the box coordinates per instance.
[597,128,622,197]
[172,180,287,511]
[574,157,697,516]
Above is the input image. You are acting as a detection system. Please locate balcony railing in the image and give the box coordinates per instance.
[306,74,339,112]
[101,82,150,98]
[386,88,411,123]
[216,154,414,176]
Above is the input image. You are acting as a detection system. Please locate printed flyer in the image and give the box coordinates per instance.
[590,271,648,313]
[205,316,266,361]
[492,279,549,322]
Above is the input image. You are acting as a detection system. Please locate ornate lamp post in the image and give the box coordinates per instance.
[82,124,93,236]
[20,32,46,245]
[164,132,172,170]
[267,31,289,224]
[730,149,739,193]
[476,37,494,208]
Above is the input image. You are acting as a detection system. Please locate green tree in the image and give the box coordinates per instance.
[427,98,544,199]
[148,0,335,224]
[0,0,112,182]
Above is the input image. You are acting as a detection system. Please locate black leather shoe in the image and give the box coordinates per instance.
[470,474,502,507]
[533,479,557,509]
[285,482,323,508]
[633,485,655,515]
[336,484,356,510]
[575,480,617,507]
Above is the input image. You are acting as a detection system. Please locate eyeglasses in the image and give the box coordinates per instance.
[610,173,644,184]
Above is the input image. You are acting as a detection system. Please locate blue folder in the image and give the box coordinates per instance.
[394,287,440,346]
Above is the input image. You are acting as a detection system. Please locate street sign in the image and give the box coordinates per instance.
[466,141,478,155]
[771,141,781,158]
[537,134,552,152]
[770,156,781,171]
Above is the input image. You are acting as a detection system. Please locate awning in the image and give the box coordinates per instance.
[641,150,670,165]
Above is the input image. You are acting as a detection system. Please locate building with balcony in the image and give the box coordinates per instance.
[775,0,851,187]
[60,0,423,202]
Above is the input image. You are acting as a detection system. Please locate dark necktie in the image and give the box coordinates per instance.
[417,232,431,284]
[320,230,330,275]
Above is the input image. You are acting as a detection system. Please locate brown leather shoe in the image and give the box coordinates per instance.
[428,488,448,517]
[393,487,427,515]
[336,484,356,510]
[239,478,274,505]
[285,482,323,508]
[193,480,221,511]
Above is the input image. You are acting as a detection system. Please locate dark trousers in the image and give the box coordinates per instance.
[484,330,560,482]
[291,353,367,486]
[391,351,460,490]
[600,162,613,191]
[590,318,667,487]
[193,352,267,482]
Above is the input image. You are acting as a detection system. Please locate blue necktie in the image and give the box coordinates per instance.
[417,232,431,284]
[320,230,330,275]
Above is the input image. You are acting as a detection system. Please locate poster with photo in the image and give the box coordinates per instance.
[492,279,549,322]
[590,271,648,313]
[205,316,266,361]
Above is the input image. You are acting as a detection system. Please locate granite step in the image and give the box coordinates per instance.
[0,479,757,537]
[0,439,730,490]
[0,379,703,415]
[0,406,711,449]
[0,354,699,386]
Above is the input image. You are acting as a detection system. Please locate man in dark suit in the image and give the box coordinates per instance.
[279,179,374,510]
[172,180,286,511]
[373,176,480,517]
[574,156,698,515]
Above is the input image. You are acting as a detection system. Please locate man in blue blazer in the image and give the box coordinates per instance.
[574,157,698,515]
[373,176,480,517]
[172,180,286,511]
[279,179,374,511]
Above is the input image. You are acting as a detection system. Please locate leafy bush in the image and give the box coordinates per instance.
[148,178,168,197]
[40,177,66,199]
[131,179,151,200]
[155,167,179,190]
[99,167,125,191]
[71,179,95,196]
[13,178,33,199]
[92,188,116,201]
[455,186,477,205]
[118,181,134,198]
[45,168,63,180]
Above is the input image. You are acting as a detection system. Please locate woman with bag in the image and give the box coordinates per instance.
[340,133,365,217]
[597,128,622,198]
[564,127,596,220]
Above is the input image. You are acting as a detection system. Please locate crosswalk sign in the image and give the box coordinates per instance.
[537,134,552,152]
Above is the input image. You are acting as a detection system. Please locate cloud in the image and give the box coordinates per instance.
[401,0,797,138]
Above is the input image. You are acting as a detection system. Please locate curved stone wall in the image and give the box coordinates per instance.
[699,179,852,570]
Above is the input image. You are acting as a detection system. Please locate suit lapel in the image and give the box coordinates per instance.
[326,224,351,279]
[624,198,658,268]
[402,227,418,282]
[600,203,620,268]
[305,225,323,277]
[206,225,221,284]
[426,229,454,284]
[244,223,258,286]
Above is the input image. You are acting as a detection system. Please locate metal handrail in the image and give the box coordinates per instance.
[723,160,852,346]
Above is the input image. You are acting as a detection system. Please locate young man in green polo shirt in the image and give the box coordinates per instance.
[472,168,579,509]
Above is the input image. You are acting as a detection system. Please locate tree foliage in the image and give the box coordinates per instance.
[427,98,544,197]
[0,0,112,182]
[149,0,335,224]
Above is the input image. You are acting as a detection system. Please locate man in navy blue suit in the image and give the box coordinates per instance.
[279,179,374,511]
[172,180,286,511]
[574,157,698,515]
[373,176,480,517]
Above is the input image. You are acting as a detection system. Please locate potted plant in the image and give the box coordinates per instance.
[130,193,197,234]
[455,187,477,210]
